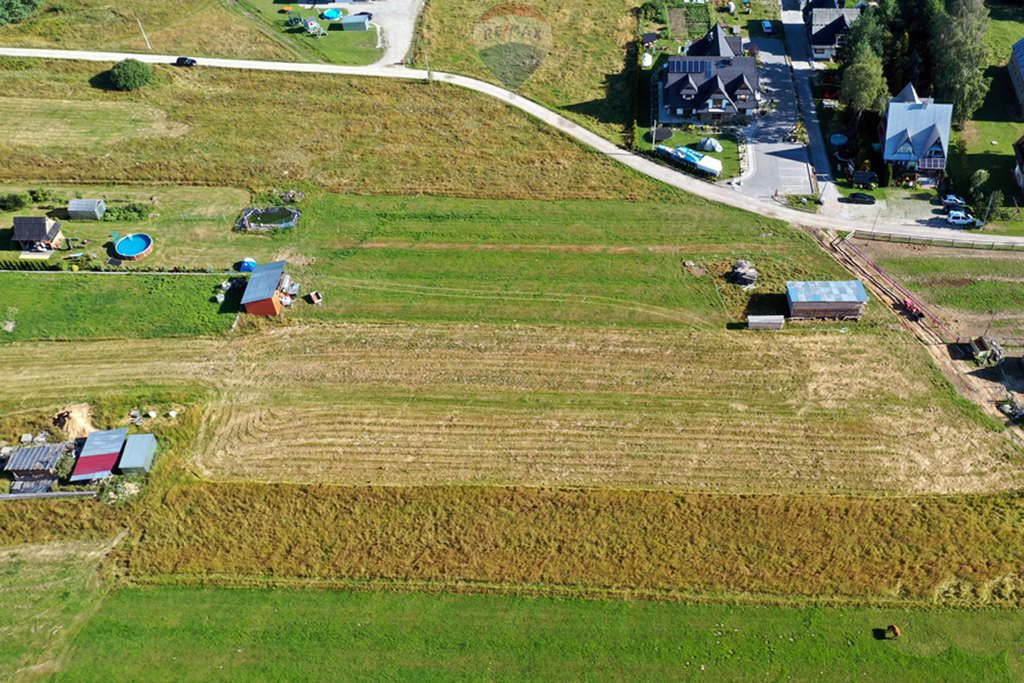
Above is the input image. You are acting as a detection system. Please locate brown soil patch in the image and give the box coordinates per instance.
[53,403,96,439]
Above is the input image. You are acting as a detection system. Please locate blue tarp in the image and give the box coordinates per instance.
[655,144,723,177]
[241,261,286,305]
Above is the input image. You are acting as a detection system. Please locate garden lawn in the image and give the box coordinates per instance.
[0,273,239,341]
[57,586,1024,681]
[233,0,381,66]
[634,129,742,179]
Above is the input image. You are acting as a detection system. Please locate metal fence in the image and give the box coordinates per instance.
[851,230,1024,252]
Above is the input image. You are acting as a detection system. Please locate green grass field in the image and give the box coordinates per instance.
[0,539,114,681]
[414,0,641,144]
[56,586,1024,681]
[1,186,836,328]
[0,0,296,60]
[0,273,239,341]
[0,58,662,201]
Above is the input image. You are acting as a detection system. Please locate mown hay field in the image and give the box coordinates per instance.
[0,59,661,201]
[0,0,296,61]
[57,585,1024,681]
[128,484,1024,607]
[415,0,641,143]
[0,323,1016,494]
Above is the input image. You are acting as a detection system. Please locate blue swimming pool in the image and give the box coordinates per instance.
[323,8,342,20]
[114,233,153,261]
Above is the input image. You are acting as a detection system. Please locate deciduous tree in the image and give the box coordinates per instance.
[841,43,890,129]
[934,0,990,125]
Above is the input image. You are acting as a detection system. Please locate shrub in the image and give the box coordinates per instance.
[0,192,29,211]
[55,451,75,480]
[0,0,41,27]
[28,187,61,204]
[102,202,151,221]
[108,59,153,92]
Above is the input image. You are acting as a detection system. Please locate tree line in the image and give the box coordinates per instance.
[838,0,991,127]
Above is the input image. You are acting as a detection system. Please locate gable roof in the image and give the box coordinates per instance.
[661,56,760,115]
[809,8,861,46]
[891,82,930,104]
[802,0,845,23]
[883,98,953,162]
[12,216,62,242]
[71,428,129,482]
[241,261,286,305]
[687,24,742,58]
[1013,37,1024,74]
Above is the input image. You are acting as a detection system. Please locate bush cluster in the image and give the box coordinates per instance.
[102,202,151,222]
[108,59,153,92]
[0,192,29,211]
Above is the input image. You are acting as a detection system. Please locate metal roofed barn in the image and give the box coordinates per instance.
[786,280,869,320]
[241,261,288,316]
[118,433,158,475]
[70,427,128,482]
[67,199,106,220]
[4,443,68,479]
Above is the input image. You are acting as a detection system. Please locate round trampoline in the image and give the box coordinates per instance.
[114,233,153,261]
[236,207,301,232]
[323,8,342,20]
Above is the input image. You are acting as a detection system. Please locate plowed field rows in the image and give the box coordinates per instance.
[1,323,1017,494]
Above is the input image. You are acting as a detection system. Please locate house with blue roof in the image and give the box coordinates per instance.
[1010,37,1024,109]
[880,83,953,179]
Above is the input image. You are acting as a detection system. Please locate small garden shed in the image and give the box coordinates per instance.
[67,199,107,220]
[12,216,64,250]
[3,443,67,479]
[241,261,288,316]
[340,14,369,31]
[117,433,158,475]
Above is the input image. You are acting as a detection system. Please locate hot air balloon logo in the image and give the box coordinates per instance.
[472,2,552,90]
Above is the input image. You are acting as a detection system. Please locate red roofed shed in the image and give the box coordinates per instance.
[70,428,128,482]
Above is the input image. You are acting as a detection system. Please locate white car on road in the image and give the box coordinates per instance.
[941,194,966,206]
[947,210,980,227]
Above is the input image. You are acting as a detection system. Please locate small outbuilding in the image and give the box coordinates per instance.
[70,427,128,482]
[67,199,107,220]
[12,216,64,251]
[3,443,67,479]
[786,280,869,320]
[117,433,158,475]
[340,14,369,31]
[241,261,288,316]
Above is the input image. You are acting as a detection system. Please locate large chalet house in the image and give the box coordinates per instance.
[655,25,760,124]
[808,7,861,60]
[880,83,953,179]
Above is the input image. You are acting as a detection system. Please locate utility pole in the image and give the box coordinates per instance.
[134,13,153,51]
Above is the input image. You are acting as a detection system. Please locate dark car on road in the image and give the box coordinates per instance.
[174,57,197,67]
[846,192,876,205]
[354,11,373,19]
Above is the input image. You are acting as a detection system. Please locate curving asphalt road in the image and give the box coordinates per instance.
[2,46,1023,248]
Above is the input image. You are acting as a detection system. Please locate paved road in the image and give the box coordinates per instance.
[3,46,1024,247]
[739,35,813,198]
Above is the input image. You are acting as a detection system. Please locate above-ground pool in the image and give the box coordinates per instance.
[323,8,342,20]
[114,233,153,261]
[236,207,301,232]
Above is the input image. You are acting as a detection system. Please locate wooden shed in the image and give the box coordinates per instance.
[786,280,869,320]
[67,198,106,220]
[240,261,287,316]
[12,216,64,250]
[3,443,67,479]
